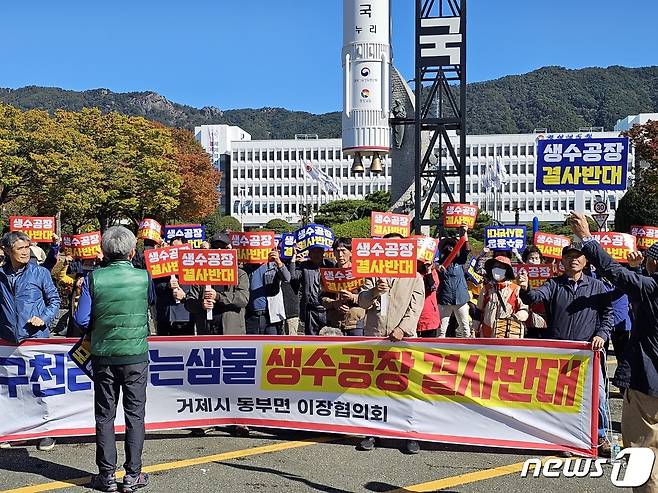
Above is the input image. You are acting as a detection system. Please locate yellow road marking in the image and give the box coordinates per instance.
[0,436,335,493]
[388,456,553,492]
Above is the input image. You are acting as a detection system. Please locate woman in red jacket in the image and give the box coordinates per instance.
[417,260,441,337]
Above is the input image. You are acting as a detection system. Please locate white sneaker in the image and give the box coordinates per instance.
[37,438,56,451]
[0,441,25,449]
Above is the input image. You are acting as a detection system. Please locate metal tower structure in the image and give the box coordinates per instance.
[409,0,467,233]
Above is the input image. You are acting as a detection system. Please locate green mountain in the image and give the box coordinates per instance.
[1,65,656,139]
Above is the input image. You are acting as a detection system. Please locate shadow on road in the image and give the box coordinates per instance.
[364,482,459,492]
[217,460,354,493]
[0,447,90,483]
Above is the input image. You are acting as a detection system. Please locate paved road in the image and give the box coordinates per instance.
[0,383,623,493]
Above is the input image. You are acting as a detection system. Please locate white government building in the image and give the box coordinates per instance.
[195,112,655,228]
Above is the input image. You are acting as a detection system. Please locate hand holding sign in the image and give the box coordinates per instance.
[628,251,644,269]
[517,270,529,290]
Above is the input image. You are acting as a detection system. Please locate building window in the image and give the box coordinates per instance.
[512,182,518,192]
[320,150,326,160]
[561,199,567,211]
[276,150,282,161]
[284,151,289,161]
[269,150,274,161]
[528,145,535,156]
[512,163,518,174]
[269,168,275,179]
[277,203,282,214]
[472,147,479,157]
[247,151,252,161]
[529,182,535,192]
[254,169,260,179]
[284,168,289,178]
[292,168,297,178]
[284,203,289,214]
[313,150,319,160]
[269,186,274,195]
[504,145,510,157]
[232,151,238,161]
[254,151,260,162]
[528,201,534,211]
[276,168,282,179]
[306,150,312,160]
[240,169,245,179]
[247,168,252,179]
[343,185,349,195]
[240,151,245,161]
[569,199,575,210]
[276,185,282,195]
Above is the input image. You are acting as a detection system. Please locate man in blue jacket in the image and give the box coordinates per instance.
[570,213,658,491]
[0,231,61,451]
[519,241,614,457]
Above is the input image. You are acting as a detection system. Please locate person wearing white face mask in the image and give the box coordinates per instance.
[472,256,529,338]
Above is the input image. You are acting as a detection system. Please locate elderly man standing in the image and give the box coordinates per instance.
[518,240,614,457]
[0,231,60,451]
[74,227,152,493]
[569,213,658,492]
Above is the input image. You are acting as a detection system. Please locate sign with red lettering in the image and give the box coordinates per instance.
[533,232,571,259]
[442,203,478,229]
[229,232,275,264]
[512,264,556,289]
[320,268,365,293]
[413,235,439,263]
[630,225,658,251]
[137,218,162,242]
[591,232,637,263]
[9,216,55,242]
[351,238,417,278]
[144,245,191,279]
[370,212,411,238]
[0,338,599,458]
[178,250,238,285]
[61,232,102,259]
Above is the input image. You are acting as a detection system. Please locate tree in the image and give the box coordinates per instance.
[315,192,390,227]
[615,120,658,232]
[170,128,220,221]
[264,219,293,234]
[332,218,371,238]
[204,214,241,236]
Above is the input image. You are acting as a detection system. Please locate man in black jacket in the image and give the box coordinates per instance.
[569,213,658,491]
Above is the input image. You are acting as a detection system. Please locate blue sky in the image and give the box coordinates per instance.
[0,1,655,114]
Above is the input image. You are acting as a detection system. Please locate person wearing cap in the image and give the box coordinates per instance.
[473,256,528,338]
[569,213,658,487]
[0,231,61,452]
[184,232,249,336]
[290,244,335,335]
[518,239,614,457]
[436,226,471,338]
[243,247,291,336]
[321,237,366,336]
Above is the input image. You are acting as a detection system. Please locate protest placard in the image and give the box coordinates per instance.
[351,238,417,278]
[229,231,275,264]
[61,232,102,259]
[370,212,412,238]
[9,216,56,242]
[442,203,478,229]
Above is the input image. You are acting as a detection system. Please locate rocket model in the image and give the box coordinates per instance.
[342,0,391,174]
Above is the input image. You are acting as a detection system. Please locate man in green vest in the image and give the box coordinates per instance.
[74,226,153,493]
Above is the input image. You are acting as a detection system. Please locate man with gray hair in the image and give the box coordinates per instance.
[0,231,60,451]
[74,226,153,493]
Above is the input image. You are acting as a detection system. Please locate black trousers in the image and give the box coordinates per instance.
[246,311,283,335]
[92,360,148,476]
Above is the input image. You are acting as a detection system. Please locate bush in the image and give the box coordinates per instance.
[332,218,371,238]
[264,218,294,234]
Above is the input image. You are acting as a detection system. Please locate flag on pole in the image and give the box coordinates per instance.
[303,162,342,196]
[495,156,510,186]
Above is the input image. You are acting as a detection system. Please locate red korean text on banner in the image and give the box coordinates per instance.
[137,218,162,242]
[351,238,417,278]
[630,225,658,251]
[591,232,637,263]
[512,264,556,289]
[413,236,438,263]
[144,245,191,279]
[442,203,478,229]
[177,250,238,286]
[9,216,56,242]
[320,268,366,293]
[534,232,571,259]
[370,212,411,238]
[229,231,275,264]
[61,232,102,260]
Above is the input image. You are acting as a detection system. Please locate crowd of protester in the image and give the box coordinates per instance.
[2,212,658,492]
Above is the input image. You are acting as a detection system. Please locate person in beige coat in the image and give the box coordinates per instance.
[350,233,425,454]
[357,275,425,339]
